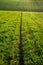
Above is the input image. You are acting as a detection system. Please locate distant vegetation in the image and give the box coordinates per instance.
[0,0,43,11]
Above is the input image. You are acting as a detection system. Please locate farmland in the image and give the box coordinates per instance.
[22,12,43,65]
[0,11,43,65]
[0,11,20,65]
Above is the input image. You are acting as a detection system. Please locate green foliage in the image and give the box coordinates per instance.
[22,12,43,65]
[0,11,20,65]
[0,11,43,65]
[0,0,43,11]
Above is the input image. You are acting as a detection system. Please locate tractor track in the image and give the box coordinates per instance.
[19,12,24,65]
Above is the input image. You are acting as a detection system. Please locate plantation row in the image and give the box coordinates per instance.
[0,11,43,65]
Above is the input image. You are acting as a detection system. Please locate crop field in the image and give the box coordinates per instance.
[0,11,43,65]
[22,12,43,65]
[0,11,20,65]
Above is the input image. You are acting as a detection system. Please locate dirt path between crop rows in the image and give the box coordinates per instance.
[19,12,24,65]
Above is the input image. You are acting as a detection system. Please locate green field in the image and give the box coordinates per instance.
[0,11,43,65]
[0,11,20,65]
[22,12,43,65]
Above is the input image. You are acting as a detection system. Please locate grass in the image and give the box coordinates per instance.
[0,11,43,65]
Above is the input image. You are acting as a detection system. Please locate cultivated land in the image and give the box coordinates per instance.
[0,11,20,65]
[22,12,43,65]
[0,11,43,65]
